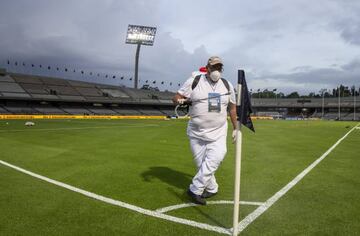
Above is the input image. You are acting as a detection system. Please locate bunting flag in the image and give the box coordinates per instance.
[4,59,136,84]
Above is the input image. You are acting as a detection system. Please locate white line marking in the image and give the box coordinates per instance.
[0,124,159,133]
[156,200,264,213]
[0,160,230,235]
[234,123,360,234]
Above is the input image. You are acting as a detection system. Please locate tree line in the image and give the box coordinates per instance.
[251,85,360,99]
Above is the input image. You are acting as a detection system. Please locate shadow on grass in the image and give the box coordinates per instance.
[141,167,227,228]
[141,166,192,190]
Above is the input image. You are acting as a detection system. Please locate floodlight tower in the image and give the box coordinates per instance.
[126,24,157,89]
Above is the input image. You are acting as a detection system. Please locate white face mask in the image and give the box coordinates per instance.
[209,70,221,82]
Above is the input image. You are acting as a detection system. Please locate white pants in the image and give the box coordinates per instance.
[189,135,227,195]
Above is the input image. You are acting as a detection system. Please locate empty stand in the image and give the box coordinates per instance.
[31,94,59,99]
[60,106,93,115]
[121,87,154,99]
[0,105,11,114]
[3,106,38,114]
[68,80,95,88]
[11,74,43,84]
[47,85,81,96]
[40,77,68,86]
[0,92,31,98]
[86,106,117,115]
[137,107,164,115]
[100,88,130,98]
[0,75,15,82]
[159,108,175,116]
[20,83,48,94]
[76,87,103,97]
[0,82,26,93]
[111,108,142,115]
[57,95,85,101]
[33,105,67,114]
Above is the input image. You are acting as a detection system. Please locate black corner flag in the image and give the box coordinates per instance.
[237,70,255,132]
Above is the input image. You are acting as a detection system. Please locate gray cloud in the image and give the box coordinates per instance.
[249,59,360,93]
[0,0,360,93]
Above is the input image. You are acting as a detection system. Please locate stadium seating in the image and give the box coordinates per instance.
[60,107,93,115]
[57,95,86,102]
[21,83,49,94]
[12,74,43,84]
[159,108,176,116]
[111,108,142,115]
[1,71,359,119]
[68,80,95,88]
[46,85,81,96]
[40,77,69,86]
[323,112,339,120]
[0,75,15,82]
[76,87,103,97]
[1,92,31,99]
[0,105,11,114]
[99,88,130,98]
[3,106,38,114]
[138,107,164,115]
[33,106,68,114]
[86,107,117,115]
[0,82,26,93]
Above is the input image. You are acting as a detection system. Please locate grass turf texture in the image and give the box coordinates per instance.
[0,119,359,235]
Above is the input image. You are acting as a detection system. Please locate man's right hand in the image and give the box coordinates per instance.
[177,98,186,105]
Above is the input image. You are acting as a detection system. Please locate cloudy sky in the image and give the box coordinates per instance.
[0,0,360,94]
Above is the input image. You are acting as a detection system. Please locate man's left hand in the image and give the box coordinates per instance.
[232,130,237,143]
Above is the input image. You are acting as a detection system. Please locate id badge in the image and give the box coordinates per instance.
[208,92,221,112]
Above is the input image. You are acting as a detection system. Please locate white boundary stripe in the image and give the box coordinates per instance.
[0,124,159,133]
[156,200,264,213]
[0,160,230,235]
[235,123,360,234]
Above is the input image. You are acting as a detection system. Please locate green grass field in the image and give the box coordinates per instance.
[0,119,359,235]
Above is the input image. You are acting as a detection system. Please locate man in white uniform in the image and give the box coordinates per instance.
[173,56,237,205]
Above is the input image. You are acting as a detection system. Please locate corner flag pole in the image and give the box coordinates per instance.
[232,70,244,236]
